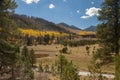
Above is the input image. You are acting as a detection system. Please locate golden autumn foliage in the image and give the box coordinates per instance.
[79,31,96,36]
[19,28,68,37]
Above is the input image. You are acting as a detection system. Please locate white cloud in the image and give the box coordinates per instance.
[81,16,90,19]
[22,0,40,4]
[77,10,80,13]
[91,2,94,4]
[63,0,67,2]
[49,4,55,9]
[81,7,101,19]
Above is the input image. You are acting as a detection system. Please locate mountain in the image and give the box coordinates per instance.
[57,23,81,30]
[57,23,81,34]
[10,14,95,35]
[84,26,97,31]
[9,14,70,33]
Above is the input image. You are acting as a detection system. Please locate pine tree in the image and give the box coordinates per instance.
[21,46,35,80]
[61,61,80,80]
[20,46,29,79]
[38,64,43,72]
[55,55,80,80]
[115,54,120,80]
[44,64,49,73]
[21,46,28,58]
[0,0,19,79]
[29,49,36,67]
[97,0,120,55]
[44,34,50,44]
[55,55,68,74]
[86,46,90,56]
[96,0,120,79]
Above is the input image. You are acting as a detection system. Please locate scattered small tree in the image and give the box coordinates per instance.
[29,49,36,67]
[38,64,43,73]
[55,55,80,80]
[88,57,103,80]
[61,61,80,80]
[44,64,49,73]
[51,64,55,76]
[20,46,35,80]
[86,46,90,55]
[44,34,50,44]
[59,46,68,54]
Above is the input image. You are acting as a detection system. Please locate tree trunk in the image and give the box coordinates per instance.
[115,53,120,80]
[11,64,15,80]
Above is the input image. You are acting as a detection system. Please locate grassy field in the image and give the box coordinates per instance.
[28,44,114,74]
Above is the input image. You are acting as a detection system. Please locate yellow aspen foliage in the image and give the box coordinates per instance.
[79,31,95,36]
[19,28,68,37]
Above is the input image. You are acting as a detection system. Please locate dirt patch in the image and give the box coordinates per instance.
[35,54,49,58]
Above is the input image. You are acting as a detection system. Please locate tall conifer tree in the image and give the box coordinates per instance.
[96,0,120,79]
[0,0,18,79]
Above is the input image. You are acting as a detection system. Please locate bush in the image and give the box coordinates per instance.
[59,46,68,54]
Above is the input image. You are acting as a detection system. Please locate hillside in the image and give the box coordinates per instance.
[57,23,81,30]
[9,14,70,33]
[57,23,81,34]
[10,14,96,36]
[84,26,97,31]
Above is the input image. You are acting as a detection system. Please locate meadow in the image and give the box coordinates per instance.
[28,44,114,74]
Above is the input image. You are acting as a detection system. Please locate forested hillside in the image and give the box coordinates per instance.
[10,14,70,33]
[57,23,81,30]
[10,14,96,37]
[84,26,97,31]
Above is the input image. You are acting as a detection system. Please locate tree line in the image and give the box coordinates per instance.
[20,30,68,45]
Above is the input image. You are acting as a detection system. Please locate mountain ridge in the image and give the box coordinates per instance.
[84,26,97,31]
[10,14,70,33]
[10,14,96,34]
[57,23,81,30]
[10,14,82,34]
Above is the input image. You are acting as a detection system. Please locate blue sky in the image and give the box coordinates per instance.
[15,0,103,29]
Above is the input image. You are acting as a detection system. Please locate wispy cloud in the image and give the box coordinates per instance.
[22,0,40,4]
[49,4,55,9]
[91,1,94,4]
[81,16,90,19]
[76,10,80,14]
[63,0,67,2]
[81,7,101,19]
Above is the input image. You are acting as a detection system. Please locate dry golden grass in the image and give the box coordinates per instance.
[28,44,114,74]
[64,46,93,71]
[79,31,96,36]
